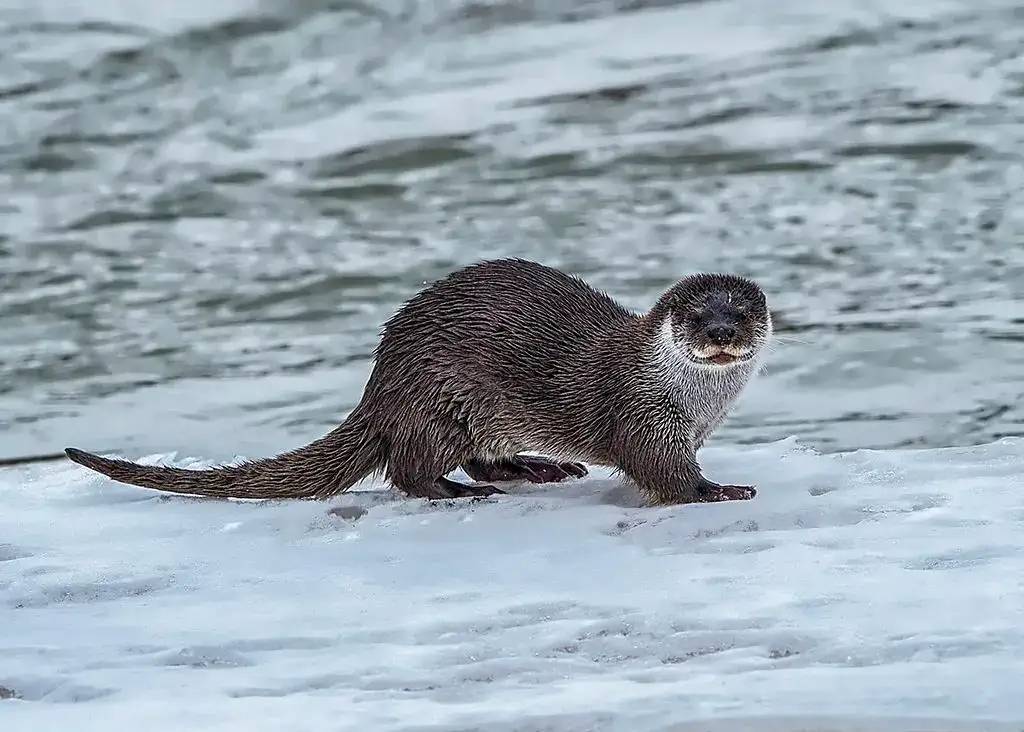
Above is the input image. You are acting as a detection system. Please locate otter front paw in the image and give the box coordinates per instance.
[697,483,756,502]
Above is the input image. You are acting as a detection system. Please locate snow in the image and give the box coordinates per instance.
[2,438,1023,731]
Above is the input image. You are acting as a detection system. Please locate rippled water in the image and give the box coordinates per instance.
[2,0,1023,463]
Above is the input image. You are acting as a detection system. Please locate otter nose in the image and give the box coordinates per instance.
[706,325,737,345]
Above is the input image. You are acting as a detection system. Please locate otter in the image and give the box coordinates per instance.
[65,258,772,505]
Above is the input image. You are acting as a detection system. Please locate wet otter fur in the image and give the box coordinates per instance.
[66,258,772,505]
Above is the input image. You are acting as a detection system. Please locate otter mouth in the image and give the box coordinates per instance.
[708,353,738,365]
[688,347,753,367]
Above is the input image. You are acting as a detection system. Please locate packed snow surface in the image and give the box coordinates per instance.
[2,438,1023,731]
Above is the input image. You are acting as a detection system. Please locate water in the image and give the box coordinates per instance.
[2,0,1024,463]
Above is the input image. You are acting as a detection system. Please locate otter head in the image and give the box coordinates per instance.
[656,273,772,371]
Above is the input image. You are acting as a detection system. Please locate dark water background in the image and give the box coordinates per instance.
[2,0,1023,463]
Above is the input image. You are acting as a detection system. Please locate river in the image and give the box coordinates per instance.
[2,0,1023,462]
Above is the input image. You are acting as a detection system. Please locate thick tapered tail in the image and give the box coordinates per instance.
[64,411,386,500]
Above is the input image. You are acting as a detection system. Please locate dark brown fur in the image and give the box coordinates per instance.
[66,259,771,504]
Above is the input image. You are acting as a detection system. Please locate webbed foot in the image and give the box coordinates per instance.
[464,455,588,484]
[433,477,504,499]
[697,483,756,502]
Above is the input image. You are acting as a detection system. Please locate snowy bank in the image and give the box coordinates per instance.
[2,438,1023,731]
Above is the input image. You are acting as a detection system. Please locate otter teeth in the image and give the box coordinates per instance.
[691,345,721,359]
[687,345,753,368]
[691,345,750,360]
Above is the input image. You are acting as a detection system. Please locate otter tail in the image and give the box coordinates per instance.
[64,410,386,500]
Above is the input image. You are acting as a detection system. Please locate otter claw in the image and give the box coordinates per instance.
[698,484,756,502]
[561,461,589,479]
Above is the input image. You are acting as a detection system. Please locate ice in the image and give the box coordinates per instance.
[1,438,1023,730]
